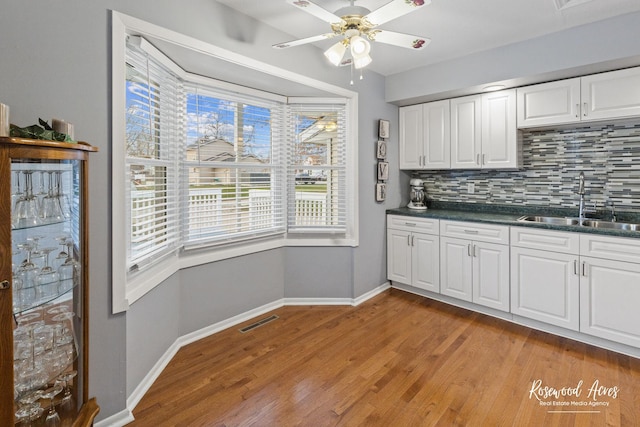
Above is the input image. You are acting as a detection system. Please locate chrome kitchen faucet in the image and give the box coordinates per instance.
[577,172,596,225]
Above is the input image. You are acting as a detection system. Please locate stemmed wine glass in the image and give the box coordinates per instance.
[36,247,60,301]
[14,170,41,228]
[12,170,24,215]
[14,390,43,426]
[40,383,63,426]
[16,242,39,309]
[54,171,72,220]
[57,239,79,293]
[41,171,64,223]
[56,370,77,407]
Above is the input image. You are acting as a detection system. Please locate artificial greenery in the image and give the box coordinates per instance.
[10,118,75,142]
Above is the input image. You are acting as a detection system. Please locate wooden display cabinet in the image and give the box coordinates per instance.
[0,137,98,426]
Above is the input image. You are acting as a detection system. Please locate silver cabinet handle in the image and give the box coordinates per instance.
[408,235,411,246]
[405,222,416,227]
[467,244,471,257]
[464,229,479,234]
[582,261,587,276]
[476,153,480,165]
[482,154,486,165]
[576,103,579,118]
[472,244,477,257]
[583,102,588,117]
[574,260,578,275]
[411,235,415,246]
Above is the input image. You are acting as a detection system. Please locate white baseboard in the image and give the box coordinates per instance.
[353,281,390,306]
[106,284,389,426]
[94,408,134,427]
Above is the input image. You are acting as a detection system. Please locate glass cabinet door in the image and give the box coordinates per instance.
[11,158,85,425]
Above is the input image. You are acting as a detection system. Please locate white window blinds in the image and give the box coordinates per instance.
[182,84,286,246]
[125,39,182,272]
[287,102,348,233]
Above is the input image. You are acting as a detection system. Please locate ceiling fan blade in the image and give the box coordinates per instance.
[273,33,339,49]
[363,0,431,27]
[370,30,431,50]
[285,0,345,25]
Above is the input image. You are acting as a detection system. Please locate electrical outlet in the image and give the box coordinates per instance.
[467,182,475,194]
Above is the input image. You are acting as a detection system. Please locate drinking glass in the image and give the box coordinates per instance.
[36,247,60,300]
[14,170,41,228]
[40,383,63,426]
[57,240,79,293]
[16,243,39,308]
[56,370,77,406]
[54,171,72,220]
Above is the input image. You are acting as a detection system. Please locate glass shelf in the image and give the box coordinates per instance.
[12,278,78,317]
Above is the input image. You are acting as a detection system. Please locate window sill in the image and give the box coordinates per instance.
[117,233,358,312]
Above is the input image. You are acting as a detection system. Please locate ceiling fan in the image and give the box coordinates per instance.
[273,0,432,70]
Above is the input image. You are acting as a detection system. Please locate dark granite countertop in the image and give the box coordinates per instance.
[387,202,640,239]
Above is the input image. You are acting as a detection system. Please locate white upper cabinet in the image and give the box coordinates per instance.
[399,104,423,170]
[517,66,640,128]
[423,100,451,169]
[516,78,581,127]
[399,100,450,170]
[451,90,520,170]
[482,89,519,169]
[450,95,482,169]
[581,67,640,121]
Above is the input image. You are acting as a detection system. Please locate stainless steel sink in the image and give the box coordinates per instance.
[517,215,640,231]
[582,220,640,231]
[517,216,579,226]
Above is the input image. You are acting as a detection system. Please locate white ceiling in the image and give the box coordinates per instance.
[217,0,640,76]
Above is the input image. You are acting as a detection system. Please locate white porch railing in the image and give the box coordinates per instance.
[131,188,328,249]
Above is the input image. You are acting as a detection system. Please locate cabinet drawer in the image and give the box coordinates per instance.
[580,234,640,263]
[510,226,579,254]
[387,215,439,234]
[440,220,509,244]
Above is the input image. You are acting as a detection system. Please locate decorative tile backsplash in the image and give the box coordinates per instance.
[416,122,640,213]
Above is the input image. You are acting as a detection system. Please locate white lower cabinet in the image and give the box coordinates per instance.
[512,227,640,346]
[510,227,581,330]
[579,234,640,348]
[387,216,440,292]
[580,257,640,348]
[511,246,580,330]
[440,221,510,312]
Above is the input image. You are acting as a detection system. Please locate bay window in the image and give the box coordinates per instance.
[112,13,358,312]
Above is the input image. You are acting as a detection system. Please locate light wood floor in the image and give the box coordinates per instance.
[130,289,640,426]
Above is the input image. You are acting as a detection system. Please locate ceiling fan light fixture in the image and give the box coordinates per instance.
[324,40,347,66]
[350,35,370,56]
[353,53,372,69]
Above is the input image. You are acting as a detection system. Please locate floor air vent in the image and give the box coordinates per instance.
[239,315,279,333]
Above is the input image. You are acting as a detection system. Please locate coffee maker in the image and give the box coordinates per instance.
[408,178,427,210]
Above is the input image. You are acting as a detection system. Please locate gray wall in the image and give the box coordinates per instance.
[1,0,639,423]
[0,0,396,422]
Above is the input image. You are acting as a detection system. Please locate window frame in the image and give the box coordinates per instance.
[111,12,358,313]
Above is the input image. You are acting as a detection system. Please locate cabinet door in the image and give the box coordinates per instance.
[516,78,581,127]
[423,100,451,169]
[510,247,579,330]
[473,242,510,312]
[580,256,640,348]
[440,237,473,301]
[399,105,423,170]
[581,67,640,121]
[412,233,440,292]
[387,229,412,285]
[482,89,519,169]
[450,95,481,169]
